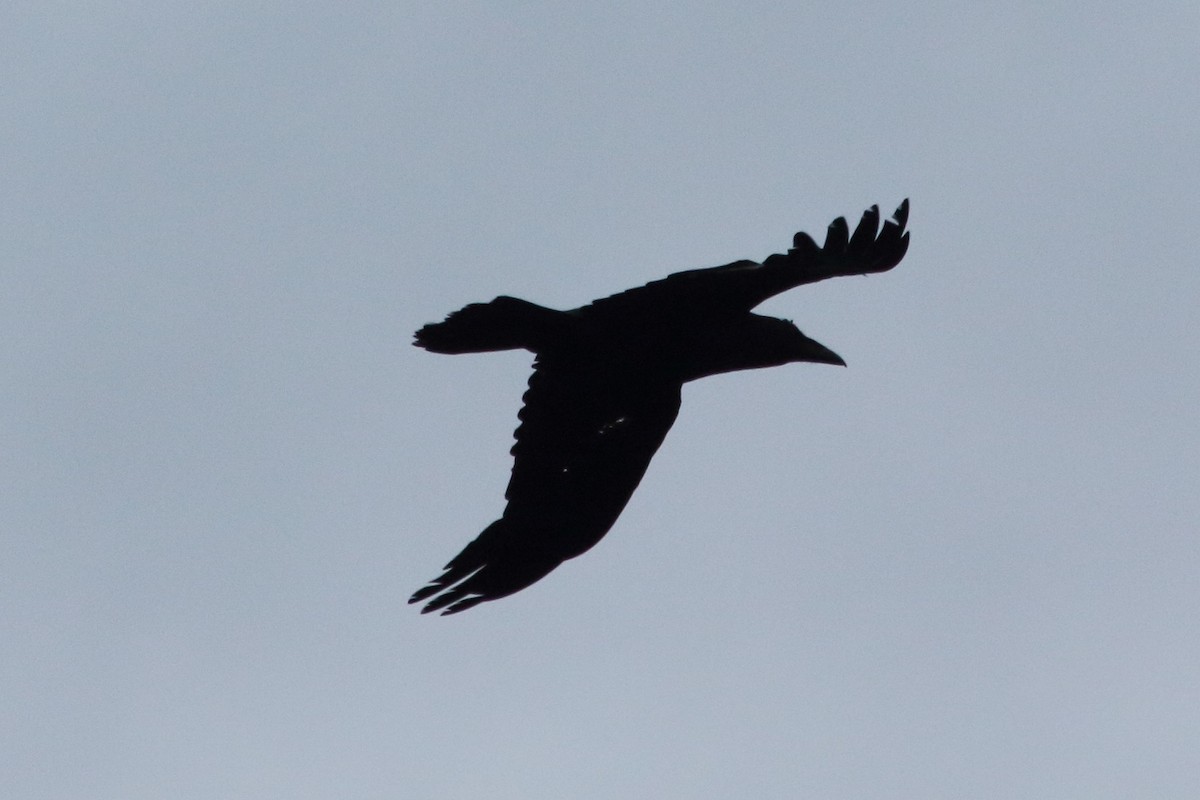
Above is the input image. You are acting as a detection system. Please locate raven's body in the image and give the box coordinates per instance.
[411,201,910,614]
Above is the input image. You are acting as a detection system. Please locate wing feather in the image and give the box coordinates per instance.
[409,358,681,614]
[579,200,910,318]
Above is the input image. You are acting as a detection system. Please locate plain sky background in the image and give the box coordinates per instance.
[5,3,1199,798]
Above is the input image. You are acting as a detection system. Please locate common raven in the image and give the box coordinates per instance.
[411,200,910,614]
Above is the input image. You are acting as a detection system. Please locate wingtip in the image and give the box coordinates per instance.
[824,216,849,252]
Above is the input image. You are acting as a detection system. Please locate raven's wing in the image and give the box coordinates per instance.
[582,200,909,317]
[409,358,682,615]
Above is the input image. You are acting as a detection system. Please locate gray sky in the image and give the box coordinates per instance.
[5,3,1199,798]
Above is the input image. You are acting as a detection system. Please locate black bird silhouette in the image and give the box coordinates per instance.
[411,200,910,614]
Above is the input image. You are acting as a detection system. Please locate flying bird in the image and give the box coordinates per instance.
[411,200,910,614]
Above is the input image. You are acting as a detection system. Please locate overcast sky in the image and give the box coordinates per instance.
[5,3,1199,798]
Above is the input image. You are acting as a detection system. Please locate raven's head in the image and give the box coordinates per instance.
[681,313,844,381]
[732,314,845,369]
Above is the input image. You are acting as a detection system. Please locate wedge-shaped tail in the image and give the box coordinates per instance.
[414,295,566,354]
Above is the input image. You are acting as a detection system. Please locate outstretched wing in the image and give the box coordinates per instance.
[409,358,682,615]
[581,200,909,318]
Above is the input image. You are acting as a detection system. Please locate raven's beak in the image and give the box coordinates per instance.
[802,336,846,367]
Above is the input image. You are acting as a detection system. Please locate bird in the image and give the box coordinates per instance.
[410,200,910,614]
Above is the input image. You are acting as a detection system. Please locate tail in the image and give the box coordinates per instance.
[414,296,567,354]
